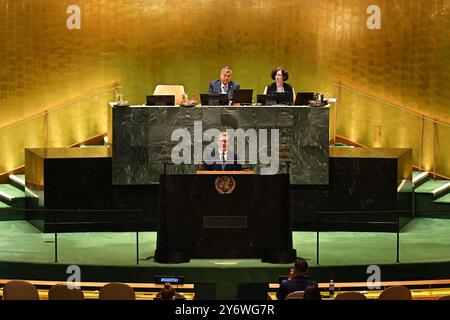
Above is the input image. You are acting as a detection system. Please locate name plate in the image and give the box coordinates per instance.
[203,216,247,229]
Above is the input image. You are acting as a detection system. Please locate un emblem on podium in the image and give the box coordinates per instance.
[215,176,236,195]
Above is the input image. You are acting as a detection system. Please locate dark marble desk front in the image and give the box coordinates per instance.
[24,146,412,233]
[112,105,329,185]
[25,147,157,232]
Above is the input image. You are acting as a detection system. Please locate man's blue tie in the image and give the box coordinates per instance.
[221,153,226,170]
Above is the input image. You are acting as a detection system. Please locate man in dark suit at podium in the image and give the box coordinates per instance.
[202,132,243,171]
[208,66,240,101]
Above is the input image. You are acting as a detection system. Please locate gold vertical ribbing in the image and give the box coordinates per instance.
[0,0,449,176]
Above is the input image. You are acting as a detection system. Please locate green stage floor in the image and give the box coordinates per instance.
[1,218,449,266]
[1,218,450,299]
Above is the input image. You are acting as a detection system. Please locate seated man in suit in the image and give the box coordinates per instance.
[202,132,243,171]
[208,66,240,101]
[276,258,317,300]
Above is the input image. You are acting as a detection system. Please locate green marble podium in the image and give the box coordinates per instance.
[112,105,329,185]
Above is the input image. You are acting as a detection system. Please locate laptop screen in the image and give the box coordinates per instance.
[154,275,185,285]
[232,89,253,105]
[258,93,293,106]
[278,276,289,285]
[294,92,315,106]
[146,95,175,106]
[200,93,229,106]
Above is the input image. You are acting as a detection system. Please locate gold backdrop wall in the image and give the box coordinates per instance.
[1,0,449,176]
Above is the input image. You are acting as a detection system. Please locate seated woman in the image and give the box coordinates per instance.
[265,67,295,105]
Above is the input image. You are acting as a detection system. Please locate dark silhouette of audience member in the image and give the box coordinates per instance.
[156,282,186,300]
[303,285,322,300]
[160,283,176,300]
[276,258,317,300]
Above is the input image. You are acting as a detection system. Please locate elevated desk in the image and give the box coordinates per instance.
[292,147,413,231]
[111,105,329,185]
[24,147,158,232]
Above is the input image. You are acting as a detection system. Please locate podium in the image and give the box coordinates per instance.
[155,172,296,263]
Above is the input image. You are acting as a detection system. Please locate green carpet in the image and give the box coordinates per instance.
[0,218,450,267]
[0,184,25,197]
[435,193,450,204]
[415,180,449,193]
[1,218,450,299]
[0,202,10,209]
